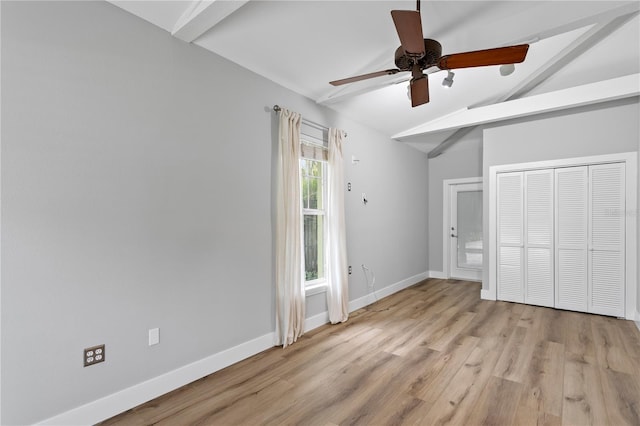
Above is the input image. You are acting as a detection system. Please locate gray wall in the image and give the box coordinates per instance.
[427,130,483,274]
[0,2,428,423]
[481,99,640,316]
[342,121,429,302]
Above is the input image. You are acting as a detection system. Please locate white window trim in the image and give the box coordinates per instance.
[300,155,328,291]
[305,280,328,296]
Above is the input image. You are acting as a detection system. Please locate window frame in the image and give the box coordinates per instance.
[300,136,329,294]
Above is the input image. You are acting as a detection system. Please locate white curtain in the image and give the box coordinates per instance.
[326,128,349,323]
[275,108,305,348]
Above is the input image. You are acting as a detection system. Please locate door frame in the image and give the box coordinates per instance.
[487,152,637,321]
[443,177,483,281]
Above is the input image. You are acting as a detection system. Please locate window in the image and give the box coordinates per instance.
[301,151,327,291]
[301,157,326,286]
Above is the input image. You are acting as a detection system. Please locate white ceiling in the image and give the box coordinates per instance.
[109,1,640,155]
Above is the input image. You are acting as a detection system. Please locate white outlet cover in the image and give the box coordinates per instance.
[148,328,160,346]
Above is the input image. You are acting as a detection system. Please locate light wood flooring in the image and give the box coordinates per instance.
[102,278,640,425]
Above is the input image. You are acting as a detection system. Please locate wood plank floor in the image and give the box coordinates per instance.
[101,279,640,425]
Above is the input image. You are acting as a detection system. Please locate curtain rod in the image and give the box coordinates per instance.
[273,105,347,137]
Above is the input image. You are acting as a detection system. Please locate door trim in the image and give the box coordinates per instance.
[443,177,483,281]
[487,152,637,321]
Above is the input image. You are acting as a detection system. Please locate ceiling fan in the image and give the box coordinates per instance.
[329,0,530,107]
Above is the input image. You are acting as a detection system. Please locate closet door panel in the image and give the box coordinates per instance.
[498,172,523,245]
[499,246,523,302]
[526,248,553,306]
[590,251,624,316]
[589,163,625,316]
[557,249,588,310]
[555,166,588,312]
[524,170,554,307]
[497,172,524,303]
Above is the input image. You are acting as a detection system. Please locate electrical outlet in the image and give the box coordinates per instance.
[84,344,105,367]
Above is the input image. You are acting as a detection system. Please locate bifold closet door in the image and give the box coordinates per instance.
[589,163,625,317]
[524,170,554,307]
[555,166,589,312]
[497,172,524,303]
[498,163,626,316]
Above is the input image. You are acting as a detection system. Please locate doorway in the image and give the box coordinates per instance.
[444,178,483,281]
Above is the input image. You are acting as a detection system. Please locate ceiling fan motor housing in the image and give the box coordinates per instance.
[395,38,442,70]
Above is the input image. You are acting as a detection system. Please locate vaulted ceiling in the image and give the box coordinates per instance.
[109,1,639,156]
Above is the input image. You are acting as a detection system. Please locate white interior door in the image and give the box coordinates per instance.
[589,163,625,317]
[489,152,636,320]
[524,169,554,307]
[449,182,483,281]
[555,166,589,312]
[497,172,524,302]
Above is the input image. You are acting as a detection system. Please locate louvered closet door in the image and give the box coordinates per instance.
[555,166,588,312]
[524,170,554,307]
[497,172,524,303]
[589,163,625,317]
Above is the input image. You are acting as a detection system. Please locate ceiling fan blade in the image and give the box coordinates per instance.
[330,69,402,86]
[391,10,425,58]
[437,44,529,70]
[410,75,429,107]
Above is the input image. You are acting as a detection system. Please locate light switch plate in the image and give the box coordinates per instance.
[149,328,160,346]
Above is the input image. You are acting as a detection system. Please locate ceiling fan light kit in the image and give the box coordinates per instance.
[329,1,530,107]
[500,63,516,76]
[442,71,455,88]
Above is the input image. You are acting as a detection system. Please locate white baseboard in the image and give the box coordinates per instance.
[307,271,429,331]
[480,289,496,300]
[37,332,275,426]
[635,320,640,332]
[305,310,330,332]
[428,270,447,279]
[36,271,429,425]
[349,271,428,312]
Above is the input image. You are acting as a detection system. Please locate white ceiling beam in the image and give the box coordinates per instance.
[317,2,639,107]
[423,9,639,158]
[315,49,402,105]
[172,0,249,43]
[316,74,409,105]
[512,2,640,45]
[495,11,639,104]
[392,74,639,140]
[316,67,444,106]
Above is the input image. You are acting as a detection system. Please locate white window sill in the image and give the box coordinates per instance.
[305,282,327,296]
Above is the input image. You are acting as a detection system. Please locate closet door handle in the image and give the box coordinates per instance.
[451,234,458,238]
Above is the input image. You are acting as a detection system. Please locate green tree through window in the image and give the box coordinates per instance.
[301,158,326,283]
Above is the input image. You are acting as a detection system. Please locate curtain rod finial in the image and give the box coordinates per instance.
[273,105,281,112]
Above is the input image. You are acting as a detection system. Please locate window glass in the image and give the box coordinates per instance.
[300,158,326,284]
[303,214,324,281]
